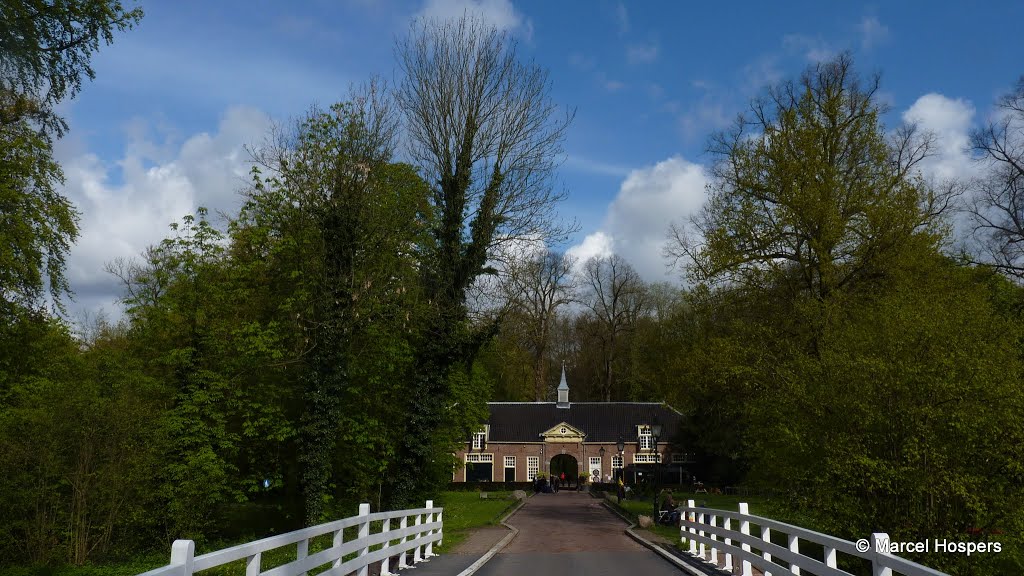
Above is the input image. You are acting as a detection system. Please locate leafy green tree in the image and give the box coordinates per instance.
[238,93,431,523]
[1,0,143,138]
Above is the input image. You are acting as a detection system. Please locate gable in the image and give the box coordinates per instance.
[540,421,585,442]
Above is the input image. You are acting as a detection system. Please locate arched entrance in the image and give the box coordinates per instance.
[549,454,578,489]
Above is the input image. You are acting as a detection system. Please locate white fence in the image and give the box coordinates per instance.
[679,500,948,576]
[137,501,442,576]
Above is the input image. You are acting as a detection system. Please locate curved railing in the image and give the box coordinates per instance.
[138,501,442,576]
[679,500,948,576]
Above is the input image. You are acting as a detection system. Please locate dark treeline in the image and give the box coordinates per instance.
[2,2,1023,575]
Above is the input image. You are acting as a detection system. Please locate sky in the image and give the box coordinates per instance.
[53,0,1024,322]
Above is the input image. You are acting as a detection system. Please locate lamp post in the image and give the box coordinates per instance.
[651,419,663,521]
[599,446,605,483]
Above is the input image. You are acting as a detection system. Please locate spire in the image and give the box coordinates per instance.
[557,363,569,408]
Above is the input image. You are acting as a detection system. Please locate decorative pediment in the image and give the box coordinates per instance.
[540,422,585,442]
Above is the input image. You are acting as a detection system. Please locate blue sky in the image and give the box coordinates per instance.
[56,0,1024,321]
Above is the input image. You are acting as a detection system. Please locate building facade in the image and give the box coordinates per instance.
[454,367,692,484]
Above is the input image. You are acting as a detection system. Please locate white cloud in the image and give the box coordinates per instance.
[782,34,833,62]
[567,231,613,270]
[860,16,889,51]
[416,0,527,33]
[902,93,977,182]
[568,157,709,281]
[61,106,273,320]
[627,43,659,64]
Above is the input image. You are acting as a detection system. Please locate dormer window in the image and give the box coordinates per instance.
[472,431,485,450]
[638,425,653,451]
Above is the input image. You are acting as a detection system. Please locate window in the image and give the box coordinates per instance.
[560,426,567,434]
[466,453,493,463]
[639,426,653,451]
[672,453,694,464]
[527,456,539,480]
[612,455,623,469]
[505,456,516,468]
[589,457,601,467]
[472,431,485,450]
[634,453,660,464]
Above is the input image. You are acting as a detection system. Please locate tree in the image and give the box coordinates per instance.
[580,254,648,401]
[502,250,576,401]
[240,90,431,523]
[0,0,142,315]
[968,76,1024,279]
[391,14,572,505]
[668,53,951,304]
[1,0,143,139]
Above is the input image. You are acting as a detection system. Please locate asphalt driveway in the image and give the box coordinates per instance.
[473,492,684,576]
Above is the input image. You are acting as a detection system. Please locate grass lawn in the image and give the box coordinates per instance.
[433,491,518,552]
[605,490,798,544]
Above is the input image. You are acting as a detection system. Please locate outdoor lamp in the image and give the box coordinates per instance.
[599,447,605,457]
[616,437,625,453]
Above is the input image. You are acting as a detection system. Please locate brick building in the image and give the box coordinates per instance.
[454,366,693,484]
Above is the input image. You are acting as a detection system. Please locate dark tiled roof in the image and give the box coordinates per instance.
[486,402,684,443]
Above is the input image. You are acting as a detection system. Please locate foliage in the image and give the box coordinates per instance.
[0,0,143,139]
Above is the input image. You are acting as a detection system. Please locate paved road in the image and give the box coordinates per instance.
[473,492,684,576]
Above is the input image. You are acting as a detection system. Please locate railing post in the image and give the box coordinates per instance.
[381,517,392,576]
[296,537,308,576]
[824,545,837,569]
[245,552,261,576]
[332,526,344,570]
[761,525,772,576]
[709,514,718,565]
[398,514,409,569]
[438,506,444,548]
[739,503,753,576]
[413,508,423,563]
[687,499,697,555]
[723,517,733,572]
[698,510,706,558]
[788,534,800,575]
[871,532,893,576]
[170,540,195,576]
[358,503,370,576]
[425,500,436,558]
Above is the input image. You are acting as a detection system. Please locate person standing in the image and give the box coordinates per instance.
[560,471,566,489]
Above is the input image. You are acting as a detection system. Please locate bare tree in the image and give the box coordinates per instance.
[503,250,577,401]
[968,77,1024,280]
[397,15,575,308]
[581,254,648,402]
[391,14,574,504]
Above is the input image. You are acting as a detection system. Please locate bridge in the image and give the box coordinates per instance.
[138,494,952,576]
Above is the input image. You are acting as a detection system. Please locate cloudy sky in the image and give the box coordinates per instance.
[54,0,1024,321]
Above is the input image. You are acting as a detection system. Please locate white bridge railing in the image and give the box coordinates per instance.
[138,501,442,576]
[680,500,948,576]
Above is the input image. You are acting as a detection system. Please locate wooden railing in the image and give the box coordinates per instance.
[679,500,948,576]
[137,501,442,576]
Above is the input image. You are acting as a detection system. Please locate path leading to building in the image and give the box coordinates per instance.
[473,492,684,576]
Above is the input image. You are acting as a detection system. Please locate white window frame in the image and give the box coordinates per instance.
[612,455,623,469]
[589,456,602,467]
[527,456,539,480]
[504,456,516,468]
[637,424,653,451]
[560,426,568,434]
[634,453,660,464]
[465,453,493,463]
[472,431,485,450]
